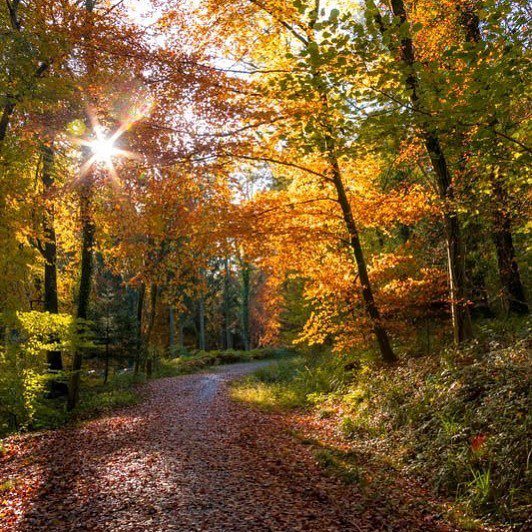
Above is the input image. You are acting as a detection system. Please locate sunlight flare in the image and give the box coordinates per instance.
[89,136,119,162]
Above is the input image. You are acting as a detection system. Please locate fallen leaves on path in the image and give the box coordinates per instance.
[1,363,455,531]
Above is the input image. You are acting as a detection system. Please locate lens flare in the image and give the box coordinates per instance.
[71,97,153,185]
[89,137,118,162]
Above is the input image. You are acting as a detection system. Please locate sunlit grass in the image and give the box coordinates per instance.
[231,380,304,410]
[230,355,350,411]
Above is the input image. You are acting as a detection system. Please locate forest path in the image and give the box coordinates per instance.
[1,362,454,531]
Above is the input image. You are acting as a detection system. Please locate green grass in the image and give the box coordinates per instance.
[230,354,352,411]
[74,373,142,420]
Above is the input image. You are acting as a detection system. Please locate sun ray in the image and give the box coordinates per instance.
[68,98,154,187]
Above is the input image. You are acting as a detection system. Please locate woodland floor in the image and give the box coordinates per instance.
[1,361,459,531]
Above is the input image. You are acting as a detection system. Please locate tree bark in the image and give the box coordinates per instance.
[134,283,145,375]
[40,144,64,372]
[0,103,15,147]
[178,313,185,352]
[198,294,206,351]
[457,1,481,44]
[67,181,95,411]
[169,306,175,351]
[223,258,233,350]
[241,263,251,351]
[492,178,528,315]
[0,1,19,146]
[376,0,473,344]
[37,143,69,398]
[145,283,158,378]
[103,306,110,385]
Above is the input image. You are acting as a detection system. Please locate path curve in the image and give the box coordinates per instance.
[1,362,453,531]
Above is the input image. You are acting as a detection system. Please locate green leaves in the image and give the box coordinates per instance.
[329,8,340,23]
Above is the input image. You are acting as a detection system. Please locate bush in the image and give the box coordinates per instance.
[319,334,528,524]
[1,343,291,437]
[0,311,76,435]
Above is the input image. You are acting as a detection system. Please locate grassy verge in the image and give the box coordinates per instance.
[153,347,291,378]
[231,354,349,410]
[230,318,531,527]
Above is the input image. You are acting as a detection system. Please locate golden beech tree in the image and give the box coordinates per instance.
[233,151,445,353]
[182,0,529,354]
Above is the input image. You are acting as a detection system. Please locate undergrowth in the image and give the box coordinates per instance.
[231,354,349,410]
[154,347,291,378]
[231,317,531,526]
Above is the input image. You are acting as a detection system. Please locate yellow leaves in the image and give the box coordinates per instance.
[66,119,87,137]
[13,311,76,355]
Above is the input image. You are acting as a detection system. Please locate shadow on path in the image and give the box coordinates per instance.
[2,362,455,531]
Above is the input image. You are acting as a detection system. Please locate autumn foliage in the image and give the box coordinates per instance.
[0,0,529,411]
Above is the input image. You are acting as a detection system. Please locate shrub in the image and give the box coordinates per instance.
[341,339,531,523]
[0,311,76,434]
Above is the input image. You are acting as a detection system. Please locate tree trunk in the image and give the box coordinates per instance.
[38,143,69,398]
[145,283,158,378]
[492,179,528,315]
[241,263,251,351]
[103,335,110,385]
[178,313,185,352]
[328,153,397,363]
[67,181,95,411]
[457,1,482,44]
[464,224,494,318]
[134,283,145,375]
[315,77,397,363]
[198,295,206,351]
[0,103,15,147]
[1,1,47,149]
[169,306,175,351]
[223,258,233,349]
[66,0,98,411]
[40,144,64,371]
[376,0,472,344]
[0,3,19,146]
[457,3,528,316]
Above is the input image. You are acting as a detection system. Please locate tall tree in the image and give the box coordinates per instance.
[368,0,473,344]
[240,260,251,351]
[68,0,98,411]
[67,171,96,410]
[34,142,68,397]
[222,258,233,349]
[456,0,528,315]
